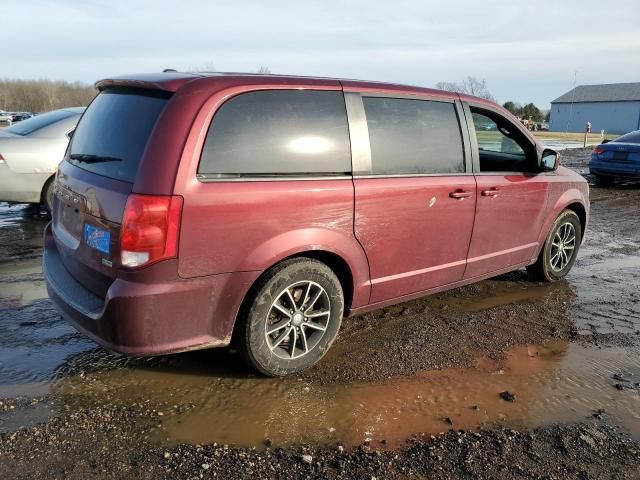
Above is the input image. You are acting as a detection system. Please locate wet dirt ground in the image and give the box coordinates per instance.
[1,150,640,478]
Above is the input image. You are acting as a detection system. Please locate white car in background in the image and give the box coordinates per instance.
[0,107,84,211]
[0,110,13,126]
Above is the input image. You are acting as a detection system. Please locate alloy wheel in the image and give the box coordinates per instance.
[550,222,576,272]
[264,281,331,360]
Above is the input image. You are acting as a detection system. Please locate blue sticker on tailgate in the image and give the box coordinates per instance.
[83,224,110,255]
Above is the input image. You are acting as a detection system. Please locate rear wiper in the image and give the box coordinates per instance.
[69,153,123,163]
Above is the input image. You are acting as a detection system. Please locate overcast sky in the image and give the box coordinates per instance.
[3,0,639,107]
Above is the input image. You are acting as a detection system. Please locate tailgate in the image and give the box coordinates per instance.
[52,161,131,298]
[50,86,171,297]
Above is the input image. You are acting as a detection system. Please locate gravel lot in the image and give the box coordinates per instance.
[1,148,640,478]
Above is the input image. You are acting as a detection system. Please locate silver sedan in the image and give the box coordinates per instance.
[0,107,84,211]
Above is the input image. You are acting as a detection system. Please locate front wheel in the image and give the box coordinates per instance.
[527,210,582,282]
[238,258,344,376]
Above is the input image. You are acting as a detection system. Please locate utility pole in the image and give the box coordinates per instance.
[566,71,577,133]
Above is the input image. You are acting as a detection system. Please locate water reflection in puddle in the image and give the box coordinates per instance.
[453,283,552,313]
[0,402,53,434]
[0,260,47,307]
[39,342,640,449]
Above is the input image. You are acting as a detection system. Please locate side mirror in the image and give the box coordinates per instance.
[540,148,559,172]
[601,139,611,144]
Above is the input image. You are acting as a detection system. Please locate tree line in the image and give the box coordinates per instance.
[0,66,275,113]
[1,73,549,123]
[502,101,549,123]
[0,79,97,113]
[435,76,549,123]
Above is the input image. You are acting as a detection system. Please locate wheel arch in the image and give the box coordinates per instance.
[531,189,589,262]
[565,201,587,239]
[230,248,362,347]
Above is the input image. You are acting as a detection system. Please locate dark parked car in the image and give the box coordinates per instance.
[590,130,640,186]
[44,72,589,376]
[11,112,34,122]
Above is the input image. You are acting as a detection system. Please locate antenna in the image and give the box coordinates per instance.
[565,71,577,133]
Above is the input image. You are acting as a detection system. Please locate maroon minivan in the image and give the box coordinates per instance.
[44,72,589,375]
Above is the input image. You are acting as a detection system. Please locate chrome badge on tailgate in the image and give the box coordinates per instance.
[54,182,86,211]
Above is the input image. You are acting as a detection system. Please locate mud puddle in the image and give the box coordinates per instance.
[0,340,632,450]
[161,342,640,448]
[0,402,53,434]
[448,283,552,313]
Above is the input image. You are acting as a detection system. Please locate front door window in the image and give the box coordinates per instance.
[471,111,537,173]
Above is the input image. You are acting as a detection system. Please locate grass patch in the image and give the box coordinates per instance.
[532,132,618,142]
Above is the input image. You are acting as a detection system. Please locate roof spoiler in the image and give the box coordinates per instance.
[95,72,201,92]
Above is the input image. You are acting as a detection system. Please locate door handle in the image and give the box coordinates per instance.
[449,190,473,200]
[481,188,500,197]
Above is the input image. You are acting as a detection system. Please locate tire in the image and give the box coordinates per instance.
[238,258,344,376]
[527,210,582,282]
[594,174,614,187]
[41,176,55,213]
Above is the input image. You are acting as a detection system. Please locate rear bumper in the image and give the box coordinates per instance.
[43,222,259,355]
[590,160,640,178]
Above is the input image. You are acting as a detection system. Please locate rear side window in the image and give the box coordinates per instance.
[362,97,465,175]
[68,88,170,183]
[198,90,351,177]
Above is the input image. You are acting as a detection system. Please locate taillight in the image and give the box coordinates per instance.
[120,194,183,268]
[592,147,605,155]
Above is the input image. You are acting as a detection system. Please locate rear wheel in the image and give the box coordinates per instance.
[594,174,614,187]
[239,258,344,376]
[527,210,582,282]
[40,176,55,213]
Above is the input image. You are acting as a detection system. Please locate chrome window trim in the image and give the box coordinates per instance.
[454,99,472,174]
[358,91,456,103]
[197,174,352,183]
[353,172,474,179]
[472,172,543,177]
[344,92,372,175]
[461,101,480,173]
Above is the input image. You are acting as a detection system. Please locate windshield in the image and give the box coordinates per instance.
[5,109,76,136]
[68,87,170,183]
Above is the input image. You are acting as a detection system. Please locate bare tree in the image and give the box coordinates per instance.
[256,66,272,74]
[461,76,494,101]
[190,61,217,73]
[435,81,461,92]
[435,76,495,101]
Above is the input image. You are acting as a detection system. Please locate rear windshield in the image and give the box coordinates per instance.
[68,87,170,183]
[6,109,76,136]
[614,131,640,144]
